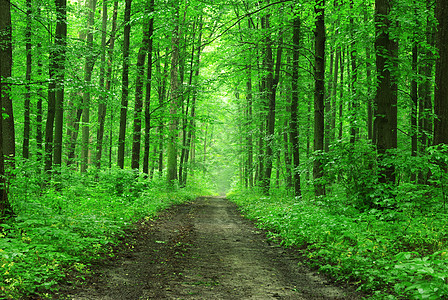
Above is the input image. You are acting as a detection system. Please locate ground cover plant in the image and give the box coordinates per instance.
[0,166,210,299]
[229,186,448,300]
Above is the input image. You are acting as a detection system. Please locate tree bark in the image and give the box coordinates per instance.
[167,4,180,184]
[373,0,398,184]
[80,0,97,173]
[142,0,155,175]
[23,0,32,159]
[434,0,448,145]
[290,15,302,197]
[313,0,326,197]
[53,0,68,170]
[117,0,132,169]
[0,0,13,217]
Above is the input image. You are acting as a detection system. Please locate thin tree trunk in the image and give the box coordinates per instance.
[313,0,326,197]
[80,0,97,173]
[167,4,180,184]
[23,0,32,159]
[132,0,153,171]
[117,0,132,169]
[290,15,302,197]
[142,0,155,175]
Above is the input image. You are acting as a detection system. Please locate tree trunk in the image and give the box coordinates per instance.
[373,0,397,184]
[434,0,448,145]
[313,0,326,197]
[142,0,155,175]
[53,0,68,170]
[80,0,97,173]
[23,0,32,159]
[290,15,302,197]
[117,0,132,169]
[0,0,13,217]
[132,1,153,171]
[167,5,180,184]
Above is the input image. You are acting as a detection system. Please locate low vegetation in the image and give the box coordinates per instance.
[0,165,211,299]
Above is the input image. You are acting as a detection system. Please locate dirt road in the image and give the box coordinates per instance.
[61,197,360,299]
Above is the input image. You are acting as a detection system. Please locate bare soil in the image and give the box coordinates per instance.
[58,197,361,299]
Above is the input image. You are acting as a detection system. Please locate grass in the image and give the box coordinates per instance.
[0,167,211,299]
[228,188,448,299]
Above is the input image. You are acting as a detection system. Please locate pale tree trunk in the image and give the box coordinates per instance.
[117,0,132,169]
[313,0,326,197]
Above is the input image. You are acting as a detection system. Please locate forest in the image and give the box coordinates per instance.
[1,0,448,298]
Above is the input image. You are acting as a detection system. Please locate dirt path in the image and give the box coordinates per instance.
[59,197,360,299]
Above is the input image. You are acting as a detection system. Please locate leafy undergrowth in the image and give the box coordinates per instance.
[0,168,210,299]
[229,190,448,300]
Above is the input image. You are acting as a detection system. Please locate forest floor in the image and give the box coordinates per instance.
[55,197,362,300]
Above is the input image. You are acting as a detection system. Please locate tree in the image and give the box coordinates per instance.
[167,2,181,184]
[313,0,326,197]
[117,0,132,169]
[373,0,397,184]
[0,0,13,217]
[290,14,302,197]
[53,0,68,170]
[434,0,448,146]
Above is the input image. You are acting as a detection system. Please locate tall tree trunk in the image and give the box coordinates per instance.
[23,0,32,159]
[290,15,302,197]
[53,0,68,170]
[80,0,97,173]
[373,0,397,184]
[142,0,155,175]
[434,0,448,146]
[0,0,13,217]
[410,41,418,182]
[0,0,14,163]
[117,0,132,169]
[167,5,180,184]
[313,0,326,197]
[132,0,153,171]
[349,0,358,144]
[262,18,282,195]
[96,0,114,169]
[182,20,202,186]
[246,65,254,188]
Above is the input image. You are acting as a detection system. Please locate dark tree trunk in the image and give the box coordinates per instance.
[53,0,68,170]
[0,0,13,218]
[434,0,448,145]
[290,16,302,197]
[117,0,132,169]
[132,0,153,171]
[23,0,32,159]
[411,42,418,182]
[167,5,180,184]
[313,0,326,197]
[373,0,398,184]
[142,0,155,175]
[80,0,97,173]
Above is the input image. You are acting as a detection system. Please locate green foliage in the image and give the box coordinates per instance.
[229,189,448,299]
[0,167,206,299]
